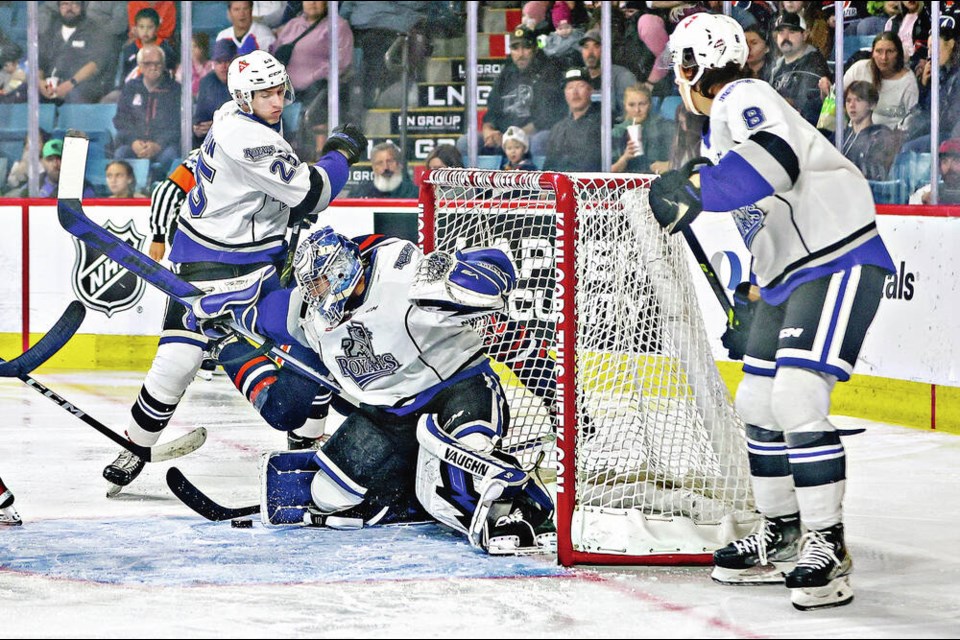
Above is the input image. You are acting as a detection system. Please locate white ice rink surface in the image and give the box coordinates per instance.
[1,371,958,638]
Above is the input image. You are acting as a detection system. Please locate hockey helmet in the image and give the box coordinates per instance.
[665,13,747,114]
[294,227,364,330]
[227,50,294,113]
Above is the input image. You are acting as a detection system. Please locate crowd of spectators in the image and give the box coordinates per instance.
[3,1,960,203]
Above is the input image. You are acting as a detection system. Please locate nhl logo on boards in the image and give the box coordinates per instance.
[70,219,146,317]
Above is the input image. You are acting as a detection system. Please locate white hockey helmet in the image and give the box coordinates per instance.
[666,13,747,114]
[227,49,294,113]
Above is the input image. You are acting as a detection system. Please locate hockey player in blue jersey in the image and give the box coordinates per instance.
[648,13,895,610]
[190,227,556,555]
[102,50,367,495]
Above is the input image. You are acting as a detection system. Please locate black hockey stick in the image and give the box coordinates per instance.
[279,220,303,287]
[0,301,85,378]
[680,225,734,321]
[166,467,260,521]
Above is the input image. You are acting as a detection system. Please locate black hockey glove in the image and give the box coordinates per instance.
[321,123,367,166]
[720,282,757,361]
[648,157,709,234]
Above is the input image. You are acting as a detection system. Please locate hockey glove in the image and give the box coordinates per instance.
[648,157,710,234]
[720,282,757,361]
[321,123,367,166]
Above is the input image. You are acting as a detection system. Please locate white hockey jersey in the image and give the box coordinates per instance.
[699,79,894,303]
[168,102,336,266]
[288,238,487,411]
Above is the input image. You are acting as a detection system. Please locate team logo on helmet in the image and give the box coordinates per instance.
[70,219,146,317]
[238,60,249,72]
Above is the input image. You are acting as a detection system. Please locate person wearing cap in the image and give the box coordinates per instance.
[909,138,960,204]
[768,11,831,126]
[114,44,182,181]
[902,18,960,153]
[32,139,95,198]
[501,126,537,171]
[464,24,565,159]
[578,27,638,119]
[193,39,240,146]
[542,67,602,172]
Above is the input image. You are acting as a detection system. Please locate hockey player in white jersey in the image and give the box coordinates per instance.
[103,50,367,494]
[194,227,556,555]
[648,13,895,610]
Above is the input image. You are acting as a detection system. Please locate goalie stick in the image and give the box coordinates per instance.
[56,133,353,404]
[166,467,259,521]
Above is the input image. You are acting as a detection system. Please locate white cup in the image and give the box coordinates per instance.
[46,76,59,92]
[626,123,644,157]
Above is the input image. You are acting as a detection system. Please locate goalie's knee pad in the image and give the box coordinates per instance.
[415,414,555,555]
[771,367,837,434]
[309,450,367,514]
[143,342,204,403]
[735,372,777,430]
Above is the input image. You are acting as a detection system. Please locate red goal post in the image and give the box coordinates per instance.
[419,169,756,566]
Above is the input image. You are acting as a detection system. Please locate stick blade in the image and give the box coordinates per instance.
[58,133,90,200]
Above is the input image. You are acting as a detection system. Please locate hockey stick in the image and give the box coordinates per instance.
[166,467,260,521]
[279,220,303,287]
[0,301,85,378]
[679,225,734,321]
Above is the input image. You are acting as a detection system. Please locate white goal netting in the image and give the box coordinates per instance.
[421,169,756,565]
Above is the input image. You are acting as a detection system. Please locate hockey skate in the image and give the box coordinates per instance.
[0,488,22,526]
[103,449,146,497]
[711,513,801,585]
[785,524,854,611]
[482,492,557,556]
[286,431,325,450]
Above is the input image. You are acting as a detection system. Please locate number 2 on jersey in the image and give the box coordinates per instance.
[188,139,217,217]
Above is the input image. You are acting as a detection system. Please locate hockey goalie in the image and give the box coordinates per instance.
[193,227,556,555]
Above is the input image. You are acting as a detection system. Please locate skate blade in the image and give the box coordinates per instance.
[791,575,854,611]
[0,510,22,526]
[711,561,795,585]
[105,483,123,498]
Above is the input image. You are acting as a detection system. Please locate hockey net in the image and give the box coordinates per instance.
[419,169,756,566]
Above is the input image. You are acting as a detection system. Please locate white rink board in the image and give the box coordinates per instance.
[2,202,958,385]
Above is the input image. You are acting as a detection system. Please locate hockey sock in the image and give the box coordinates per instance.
[746,423,799,517]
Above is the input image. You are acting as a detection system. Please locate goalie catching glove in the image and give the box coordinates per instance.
[649,157,711,234]
[721,282,757,361]
[409,247,517,318]
[321,123,367,166]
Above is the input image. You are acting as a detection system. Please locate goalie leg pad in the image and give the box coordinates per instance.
[415,414,555,555]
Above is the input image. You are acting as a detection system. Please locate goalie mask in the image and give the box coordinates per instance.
[293,227,364,331]
[227,50,295,113]
[665,13,747,115]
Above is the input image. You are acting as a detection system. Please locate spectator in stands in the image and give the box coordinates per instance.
[39,2,129,57]
[127,2,177,45]
[0,43,25,103]
[903,18,960,152]
[339,2,433,108]
[462,25,565,158]
[543,67,602,172]
[822,1,873,36]
[218,1,276,56]
[271,1,354,119]
[104,159,146,198]
[858,2,903,37]
[193,39,238,147]
[352,142,418,199]
[613,4,671,93]
[4,131,49,194]
[254,1,290,29]
[38,1,117,103]
[425,144,463,170]
[542,19,586,71]
[551,1,591,31]
[113,45,181,179]
[521,1,552,37]
[179,33,215,99]
[843,31,919,130]
[768,12,832,126]
[611,84,674,175]
[909,137,960,204]
[30,139,95,198]
[119,8,178,85]
[666,103,707,171]
[885,0,931,68]
[778,1,831,59]
[744,23,773,82]
[579,27,638,119]
[501,126,537,171]
[840,81,898,181]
